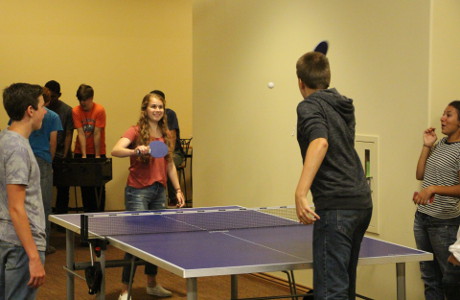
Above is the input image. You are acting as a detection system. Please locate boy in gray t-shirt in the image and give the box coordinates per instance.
[0,130,46,246]
[0,83,47,299]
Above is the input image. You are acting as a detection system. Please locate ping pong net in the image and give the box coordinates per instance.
[80,206,301,241]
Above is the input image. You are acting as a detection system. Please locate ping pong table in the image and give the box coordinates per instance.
[49,206,432,300]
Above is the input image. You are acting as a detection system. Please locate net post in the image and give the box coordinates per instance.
[81,214,89,243]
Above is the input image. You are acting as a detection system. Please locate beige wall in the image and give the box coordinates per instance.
[193,0,432,299]
[0,0,193,210]
[2,0,460,298]
[431,0,460,124]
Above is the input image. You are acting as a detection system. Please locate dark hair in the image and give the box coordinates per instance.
[76,84,94,101]
[448,100,460,120]
[3,83,43,121]
[43,87,51,105]
[296,52,331,89]
[150,90,165,100]
[45,80,61,95]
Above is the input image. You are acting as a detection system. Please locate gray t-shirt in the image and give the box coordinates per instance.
[418,137,460,219]
[0,129,46,251]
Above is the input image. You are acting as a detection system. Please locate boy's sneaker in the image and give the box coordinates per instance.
[146,284,172,297]
[46,245,56,255]
[118,291,132,300]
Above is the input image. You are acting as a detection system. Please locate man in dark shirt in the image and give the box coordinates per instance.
[45,80,74,214]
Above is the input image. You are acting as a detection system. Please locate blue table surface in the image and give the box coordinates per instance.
[50,206,431,274]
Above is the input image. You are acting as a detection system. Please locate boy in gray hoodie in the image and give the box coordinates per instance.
[294,50,372,299]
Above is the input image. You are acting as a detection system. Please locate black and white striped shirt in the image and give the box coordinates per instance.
[418,137,460,219]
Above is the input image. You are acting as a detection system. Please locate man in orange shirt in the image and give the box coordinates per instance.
[72,84,106,212]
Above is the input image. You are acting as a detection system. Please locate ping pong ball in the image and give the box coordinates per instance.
[267,82,275,89]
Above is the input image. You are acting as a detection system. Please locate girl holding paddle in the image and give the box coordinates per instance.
[111,92,184,300]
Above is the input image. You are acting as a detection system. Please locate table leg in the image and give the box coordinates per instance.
[187,278,198,300]
[189,151,193,206]
[127,255,136,300]
[396,262,406,300]
[231,275,238,299]
[66,230,75,300]
[97,249,106,300]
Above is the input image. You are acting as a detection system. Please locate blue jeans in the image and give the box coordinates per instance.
[313,208,372,300]
[0,240,45,300]
[414,211,460,300]
[36,156,53,249]
[121,183,166,284]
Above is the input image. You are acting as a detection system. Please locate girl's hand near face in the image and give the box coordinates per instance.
[423,127,437,147]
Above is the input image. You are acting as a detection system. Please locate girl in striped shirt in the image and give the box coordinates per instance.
[414,100,460,300]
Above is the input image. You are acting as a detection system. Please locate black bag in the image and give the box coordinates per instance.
[85,262,102,295]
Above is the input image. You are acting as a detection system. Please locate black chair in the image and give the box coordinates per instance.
[177,138,193,206]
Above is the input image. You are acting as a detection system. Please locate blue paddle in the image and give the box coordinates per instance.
[149,140,169,158]
[314,41,328,55]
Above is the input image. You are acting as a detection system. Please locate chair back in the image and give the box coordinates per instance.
[179,138,193,168]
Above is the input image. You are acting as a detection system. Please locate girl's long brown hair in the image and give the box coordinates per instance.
[136,93,173,163]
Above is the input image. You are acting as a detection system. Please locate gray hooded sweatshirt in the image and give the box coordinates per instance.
[296,88,372,210]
